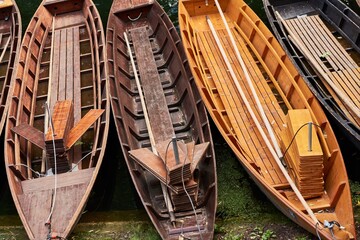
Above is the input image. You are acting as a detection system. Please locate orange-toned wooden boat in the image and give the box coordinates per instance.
[0,0,21,134]
[4,0,109,239]
[107,0,216,239]
[179,0,355,239]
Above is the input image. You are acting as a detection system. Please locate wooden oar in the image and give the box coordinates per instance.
[124,32,176,224]
[213,0,283,159]
[275,11,360,119]
[206,16,319,225]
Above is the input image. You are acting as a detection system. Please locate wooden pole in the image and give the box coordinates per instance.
[214,0,283,159]
[42,16,56,174]
[0,36,11,64]
[275,11,360,119]
[206,16,319,225]
[124,32,176,224]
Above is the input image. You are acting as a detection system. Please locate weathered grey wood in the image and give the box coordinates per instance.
[130,27,175,143]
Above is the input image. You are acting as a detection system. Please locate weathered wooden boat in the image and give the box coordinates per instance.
[263,0,360,151]
[179,0,355,239]
[0,0,21,134]
[4,0,109,239]
[106,0,216,239]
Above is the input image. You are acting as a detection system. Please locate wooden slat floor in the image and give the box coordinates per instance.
[196,24,288,186]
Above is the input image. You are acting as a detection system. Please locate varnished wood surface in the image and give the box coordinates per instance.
[4,0,109,239]
[107,0,216,239]
[179,0,355,239]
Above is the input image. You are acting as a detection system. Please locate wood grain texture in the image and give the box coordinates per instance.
[179,0,355,239]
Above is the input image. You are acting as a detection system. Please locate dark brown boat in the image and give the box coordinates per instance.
[263,0,360,151]
[106,0,217,239]
[4,0,109,239]
[0,0,21,134]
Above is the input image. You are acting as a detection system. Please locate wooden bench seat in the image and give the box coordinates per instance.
[130,26,175,143]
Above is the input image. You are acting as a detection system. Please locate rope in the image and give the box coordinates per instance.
[281,122,323,164]
[164,138,203,240]
[180,140,203,240]
[7,164,45,178]
[68,150,98,172]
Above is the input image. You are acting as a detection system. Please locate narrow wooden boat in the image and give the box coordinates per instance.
[179,0,355,239]
[106,0,217,239]
[0,0,21,134]
[4,0,109,239]
[263,0,360,151]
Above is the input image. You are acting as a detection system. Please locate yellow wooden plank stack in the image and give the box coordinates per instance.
[0,0,13,8]
[281,109,324,199]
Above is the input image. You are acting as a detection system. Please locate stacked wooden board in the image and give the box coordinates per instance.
[281,109,324,199]
[45,101,74,173]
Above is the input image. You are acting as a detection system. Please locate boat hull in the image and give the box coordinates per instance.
[179,0,355,239]
[106,0,217,239]
[263,0,360,151]
[4,0,109,239]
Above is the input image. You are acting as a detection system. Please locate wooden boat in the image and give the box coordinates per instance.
[4,0,109,239]
[179,0,355,239]
[0,0,21,134]
[106,0,217,239]
[263,0,360,151]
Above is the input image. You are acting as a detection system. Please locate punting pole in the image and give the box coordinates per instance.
[123,32,176,225]
[275,11,360,119]
[213,0,283,160]
[0,36,11,64]
[42,16,56,174]
[206,16,319,225]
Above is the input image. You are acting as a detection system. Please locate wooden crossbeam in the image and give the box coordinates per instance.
[65,109,104,149]
[11,124,46,150]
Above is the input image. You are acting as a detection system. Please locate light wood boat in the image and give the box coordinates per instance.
[0,0,21,134]
[4,0,109,239]
[179,0,355,239]
[106,0,216,239]
[263,0,360,151]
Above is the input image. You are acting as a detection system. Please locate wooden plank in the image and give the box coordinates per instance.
[45,100,73,142]
[11,124,46,150]
[286,19,328,73]
[73,27,81,122]
[312,16,357,69]
[65,109,104,149]
[197,30,286,185]
[130,27,175,144]
[190,142,210,173]
[58,28,67,101]
[66,28,74,100]
[21,168,94,193]
[129,147,168,183]
[0,0,13,8]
